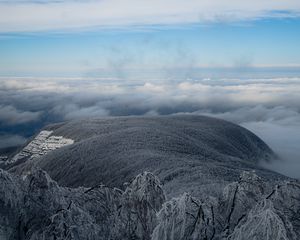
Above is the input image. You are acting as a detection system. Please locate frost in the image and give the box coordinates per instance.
[0,170,166,240]
[228,200,290,240]
[0,169,300,239]
[219,170,267,235]
[112,172,166,240]
[152,193,215,240]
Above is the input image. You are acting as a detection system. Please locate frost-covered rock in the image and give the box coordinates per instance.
[0,169,300,239]
[151,171,300,240]
[0,168,120,239]
[112,172,166,240]
[264,181,300,240]
[228,200,292,240]
[152,193,216,240]
[218,171,268,236]
[0,169,25,239]
[0,170,166,240]
[29,204,102,240]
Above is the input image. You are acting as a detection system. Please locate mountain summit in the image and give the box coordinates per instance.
[7,115,282,198]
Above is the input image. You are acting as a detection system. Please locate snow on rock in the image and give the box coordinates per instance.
[0,170,166,240]
[228,200,291,240]
[264,181,300,240]
[0,169,300,240]
[0,169,25,240]
[112,172,166,240]
[151,171,300,240]
[29,203,102,240]
[152,193,216,240]
[7,130,74,165]
[0,168,106,239]
[218,170,268,236]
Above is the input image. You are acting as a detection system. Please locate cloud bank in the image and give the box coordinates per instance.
[1,0,300,32]
[0,134,26,149]
[0,105,41,125]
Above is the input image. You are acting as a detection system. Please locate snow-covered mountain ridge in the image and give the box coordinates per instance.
[7,115,284,198]
[1,115,299,239]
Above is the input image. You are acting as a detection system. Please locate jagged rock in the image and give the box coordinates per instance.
[112,172,166,240]
[0,168,120,239]
[29,204,102,240]
[0,169,300,240]
[152,193,216,240]
[0,170,166,240]
[151,171,300,240]
[265,181,300,240]
[228,200,291,240]
[218,171,268,236]
[0,169,25,239]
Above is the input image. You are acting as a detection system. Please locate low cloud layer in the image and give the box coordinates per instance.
[0,105,41,125]
[243,122,300,179]
[0,134,26,149]
[0,75,299,178]
[1,0,300,32]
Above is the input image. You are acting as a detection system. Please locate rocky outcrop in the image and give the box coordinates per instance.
[151,171,300,240]
[112,172,166,240]
[152,193,216,240]
[228,200,290,240]
[0,169,299,240]
[0,169,165,240]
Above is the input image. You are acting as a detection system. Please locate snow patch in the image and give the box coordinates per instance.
[7,130,74,164]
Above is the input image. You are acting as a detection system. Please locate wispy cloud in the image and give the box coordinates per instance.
[1,0,300,32]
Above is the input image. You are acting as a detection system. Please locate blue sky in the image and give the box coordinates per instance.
[0,0,300,77]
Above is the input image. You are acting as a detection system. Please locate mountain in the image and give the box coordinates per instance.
[1,115,299,239]
[6,115,284,198]
[1,168,299,239]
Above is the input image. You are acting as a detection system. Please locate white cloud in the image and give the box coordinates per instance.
[243,121,300,179]
[52,103,109,120]
[0,0,300,32]
[0,105,41,125]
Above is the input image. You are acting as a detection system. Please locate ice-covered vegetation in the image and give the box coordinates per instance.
[0,169,299,240]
